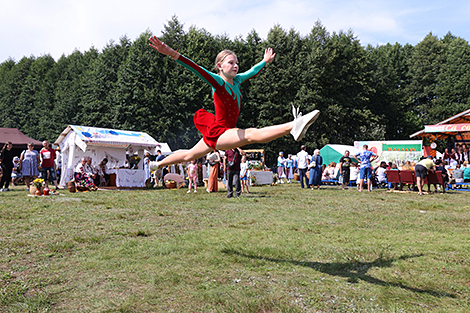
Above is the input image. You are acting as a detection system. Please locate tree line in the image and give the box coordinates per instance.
[1,16,469,165]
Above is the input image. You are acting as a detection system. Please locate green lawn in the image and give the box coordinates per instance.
[1,183,469,312]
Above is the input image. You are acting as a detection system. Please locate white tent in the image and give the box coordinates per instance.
[54,125,171,187]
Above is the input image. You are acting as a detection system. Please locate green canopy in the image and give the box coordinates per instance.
[319,144,361,166]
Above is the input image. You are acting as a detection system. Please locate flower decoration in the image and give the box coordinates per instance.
[129,155,141,165]
[33,178,44,189]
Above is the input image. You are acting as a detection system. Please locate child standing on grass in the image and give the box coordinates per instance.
[148,36,320,169]
[187,160,198,193]
[240,155,250,194]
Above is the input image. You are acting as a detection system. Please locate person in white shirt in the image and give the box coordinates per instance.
[240,155,250,194]
[350,163,359,185]
[277,152,286,183]
[375,161,388,186]
[296,145,310,188]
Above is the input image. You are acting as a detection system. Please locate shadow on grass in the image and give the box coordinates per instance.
[242,192,270,198]
[222,249,456,298]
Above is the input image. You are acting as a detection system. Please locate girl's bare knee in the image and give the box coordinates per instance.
[182,153,196,162]
[244,128,257,143]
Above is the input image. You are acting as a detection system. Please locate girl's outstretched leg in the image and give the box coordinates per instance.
[156,139,212,169]
[215,123,292,150]
[215,107,320,150]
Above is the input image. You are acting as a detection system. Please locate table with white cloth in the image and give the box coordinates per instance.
[247,170,273,186]
[107,168,145,188]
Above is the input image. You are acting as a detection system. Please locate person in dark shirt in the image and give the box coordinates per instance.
[224,148,245,198]
[0,141,15,191]
[339,150,352,190]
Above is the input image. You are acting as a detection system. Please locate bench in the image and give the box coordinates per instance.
[385,170,443,190]
[446,181,470,191]
[321,179,340,185]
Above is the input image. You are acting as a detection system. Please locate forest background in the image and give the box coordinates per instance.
[1,16,469,166]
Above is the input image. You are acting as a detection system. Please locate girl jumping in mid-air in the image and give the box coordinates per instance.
[149,36,320,169]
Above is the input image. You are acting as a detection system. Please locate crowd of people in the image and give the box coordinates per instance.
[0,140,61,192]
[3,137,470,196]
[276,145,367,191]
[73,156,112,191]
[0,139,153,193]
[387,148,470,194]
[274,143,470,194]
[156,148,251,198]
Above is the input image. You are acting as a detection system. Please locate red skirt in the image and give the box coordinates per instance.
[194,109,230,150]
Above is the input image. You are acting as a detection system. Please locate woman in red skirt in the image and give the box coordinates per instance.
[149,36,319,168]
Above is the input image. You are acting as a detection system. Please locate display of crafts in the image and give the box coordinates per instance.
[129,155,141,166]
[31,178,57,196]
[165,180,177,189]
[33,178,44,190]
[248,162,268,171]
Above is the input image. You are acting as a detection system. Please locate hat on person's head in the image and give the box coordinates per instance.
[279,152,284,155]
[13,156,20,162]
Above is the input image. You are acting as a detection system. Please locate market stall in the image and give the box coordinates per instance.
[107,168,146,188]
[410,108,470,143]
[54,125,170,188]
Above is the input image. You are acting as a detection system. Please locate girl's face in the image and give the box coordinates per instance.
[217,54,239,80]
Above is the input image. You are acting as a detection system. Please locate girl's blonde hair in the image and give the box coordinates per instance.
[214,50,236,73]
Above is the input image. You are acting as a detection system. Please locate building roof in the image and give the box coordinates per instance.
[409,108,470,140]
[0,128,43,150]
[54,125,165,151]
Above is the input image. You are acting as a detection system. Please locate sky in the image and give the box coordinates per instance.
[1,0,470,63]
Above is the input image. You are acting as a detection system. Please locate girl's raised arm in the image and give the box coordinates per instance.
[263,48,276,64]
[149,36,180,60]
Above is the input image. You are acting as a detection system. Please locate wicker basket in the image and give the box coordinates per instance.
[67,180,76,193]
[293,173,300,181]
[29,185,43,195]
[165,181,177,189]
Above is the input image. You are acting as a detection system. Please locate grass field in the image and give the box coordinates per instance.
[1,182,470,312]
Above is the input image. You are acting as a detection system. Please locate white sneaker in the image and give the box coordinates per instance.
[187,190,191,193]
[290,105,320,141]
[194,190,197,193]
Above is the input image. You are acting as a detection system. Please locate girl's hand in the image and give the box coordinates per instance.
[263,48,276,63]
[149,36,180,60]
